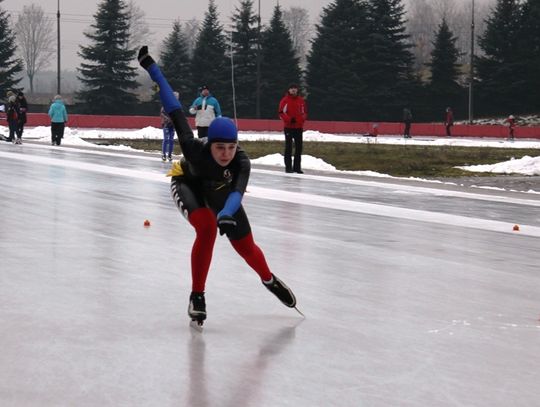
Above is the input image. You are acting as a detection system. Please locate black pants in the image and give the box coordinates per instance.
[7,120,17,141]
[196,126,209,139]
[446,124,452,137]
[51,122,65,145]
[16,121,25,139]
[284,128,303,172]
[403,121,411,137]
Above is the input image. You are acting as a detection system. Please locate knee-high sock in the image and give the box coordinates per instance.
[230,233,273,281]
[188,208,217,292]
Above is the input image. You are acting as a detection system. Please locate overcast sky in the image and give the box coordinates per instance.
[1,0,334,70]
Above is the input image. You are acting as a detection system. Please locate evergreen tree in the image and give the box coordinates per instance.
[159,20,193,99]
[426,18,463,110]
[190,0,230,113]
[476,0,522,114]
[306,0,373,120]
[0,1,23,95]
[260,5,301,119]
[230,0,259,118]
[427,19,461,90]
[515,0,540,112]
[76,0,138,114]
[364,0,418,119]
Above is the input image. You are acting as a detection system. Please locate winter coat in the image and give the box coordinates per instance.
[6,101,19,124]
[278,93,307,129]
[445,110,454,125]
[505,117,516,129]
[17,96,28,124]
[403,108,412,122]
[189,94,222,127]
[48,99,68,123]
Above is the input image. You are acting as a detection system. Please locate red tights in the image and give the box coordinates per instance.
[188,208,272,292]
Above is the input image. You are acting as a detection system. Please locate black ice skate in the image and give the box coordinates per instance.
[188,292,206,328]
[263,274,297,308]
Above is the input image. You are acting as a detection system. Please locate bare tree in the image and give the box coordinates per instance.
[125,0,152,51]
[182,18,200,58]
[14,4,55,93]
[407,0,441,73]
[282,7,311,68]
[448,0,491,64]
[406,0,492,75]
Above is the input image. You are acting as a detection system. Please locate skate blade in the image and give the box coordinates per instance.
[294,306,305,317]
[190,319,204,332]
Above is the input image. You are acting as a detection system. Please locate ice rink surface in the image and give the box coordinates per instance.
[1,142,539,407]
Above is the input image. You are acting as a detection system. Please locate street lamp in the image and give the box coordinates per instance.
[468,0,475,124]
[57,0,61,95]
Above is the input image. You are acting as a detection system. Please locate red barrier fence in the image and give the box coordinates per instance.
[24,113,540,139]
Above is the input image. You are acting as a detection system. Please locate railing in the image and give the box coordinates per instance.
[22,113,540,139]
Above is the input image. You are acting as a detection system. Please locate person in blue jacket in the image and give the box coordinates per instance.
[48,95,68,146]
[189,85,222,138]
[160,91,179,161]
[138,46,297,326]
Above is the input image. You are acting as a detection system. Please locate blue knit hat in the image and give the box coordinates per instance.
[207,117,238,143]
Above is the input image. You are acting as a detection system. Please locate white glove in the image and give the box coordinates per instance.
[189,107,196,115]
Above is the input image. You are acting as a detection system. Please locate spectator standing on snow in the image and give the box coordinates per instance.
[505,115,516,141]
[278,84,307,173]
[6,95,20,143]
[16,92,28,142]
[48,95,68,146]
[189,85,222,138]
[445,107,454,137]
[160,91,179,161]
[403,107,412,138]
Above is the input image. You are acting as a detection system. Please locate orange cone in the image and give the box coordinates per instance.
[144,219,151,227]
[512,224,519,231]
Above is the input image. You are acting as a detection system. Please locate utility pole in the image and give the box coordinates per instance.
[468,0,475,124]
[255,0,261,118]
[57,0,61,95]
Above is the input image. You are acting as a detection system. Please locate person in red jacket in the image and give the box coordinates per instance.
[278,84,307,173]
[445,107,454,137]
[505,115,516,141]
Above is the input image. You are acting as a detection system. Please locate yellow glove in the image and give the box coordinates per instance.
[166,161,184,177]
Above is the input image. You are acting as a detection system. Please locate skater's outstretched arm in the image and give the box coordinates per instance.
[137,46,195,147]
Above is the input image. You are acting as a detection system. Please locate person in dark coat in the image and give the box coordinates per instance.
[278,84,307,173]
[6,95,20,143]
[16,91,28,142]
[445,107,454,137]
[403,107,412,138]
